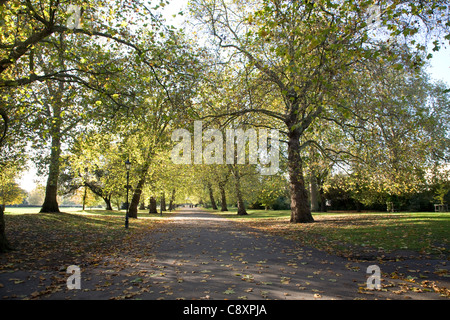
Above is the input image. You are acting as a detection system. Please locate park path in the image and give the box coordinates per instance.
[132,207,369,300]
[9,207,448,300]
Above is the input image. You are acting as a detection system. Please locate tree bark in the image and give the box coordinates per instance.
[0,109,11,253]
[82,185,87,211]
[149,197,157,213]
[40,38,68,214]
[231,166,247,215]
[207,182,217,210]
[104,196,113,211]
[287,128,314,223]
[0,107,8,148]
[219,183,228,211]
[84,181,113,211]
[161,192,166,211]
[168,188,175,211]
[128,173,147,218]
[40,126,61,213]
[0,205,12,253]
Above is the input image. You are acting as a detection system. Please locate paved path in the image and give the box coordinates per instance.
[2,208,448,300]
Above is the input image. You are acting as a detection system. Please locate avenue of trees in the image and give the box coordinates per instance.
[1,0,449,252]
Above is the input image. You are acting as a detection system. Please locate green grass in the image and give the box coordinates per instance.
[3,207,449,267]
[4,206,165,217]
[1,207,174,271]
[208,208,450,258]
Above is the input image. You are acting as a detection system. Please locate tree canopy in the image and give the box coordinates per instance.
[1,0,449,252]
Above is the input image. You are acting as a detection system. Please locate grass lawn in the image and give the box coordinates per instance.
[209,208,450,259]
[1,207,174,271]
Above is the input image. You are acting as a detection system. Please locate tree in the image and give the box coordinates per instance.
[0,0,187,248]
[0,97,28,252]
[1,0,186,214]
[229,164,248,215]
[61,132,128,211]
[215,165,231,211]
[27,184,45,206]
[430,166,450,206]
[257,173,289,210]
[189,0,449,223]
[0,163,26,252]
[0,182,26,207]
[70,187,102,210]
[341,65,449,209]
[116,28,204,219]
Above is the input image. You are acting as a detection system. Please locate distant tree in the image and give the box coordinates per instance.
[27,185,46,206]
[0,182,26,207]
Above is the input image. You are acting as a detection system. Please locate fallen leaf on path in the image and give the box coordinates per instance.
[223,289,235,294]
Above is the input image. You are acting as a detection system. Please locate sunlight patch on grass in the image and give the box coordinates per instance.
[211,208,450,257]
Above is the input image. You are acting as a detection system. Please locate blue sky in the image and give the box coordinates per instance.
[428,46,450,85]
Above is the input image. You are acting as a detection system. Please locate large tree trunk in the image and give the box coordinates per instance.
[207,182,217,210]
[0,110,11,253]
[40,126,61,213]
[160,192,166,211]
[82,185,87,211]
[231,166,247,215]
[0,205,12,253]
[40,38,67,214]
[104,195,113,211]
[287,128,314,223]
[168,188,175,211]
[219,183,228,211]
[128,173,147,218]
[149,197,157,213]
[84,181,113,211]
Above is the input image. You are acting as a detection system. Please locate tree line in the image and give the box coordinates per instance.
[1,0,449,252]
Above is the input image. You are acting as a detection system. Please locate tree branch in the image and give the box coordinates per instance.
[0,107,8,148]
[201,108,286,122]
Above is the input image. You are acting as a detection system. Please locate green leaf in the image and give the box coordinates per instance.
[223,289,235,294]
